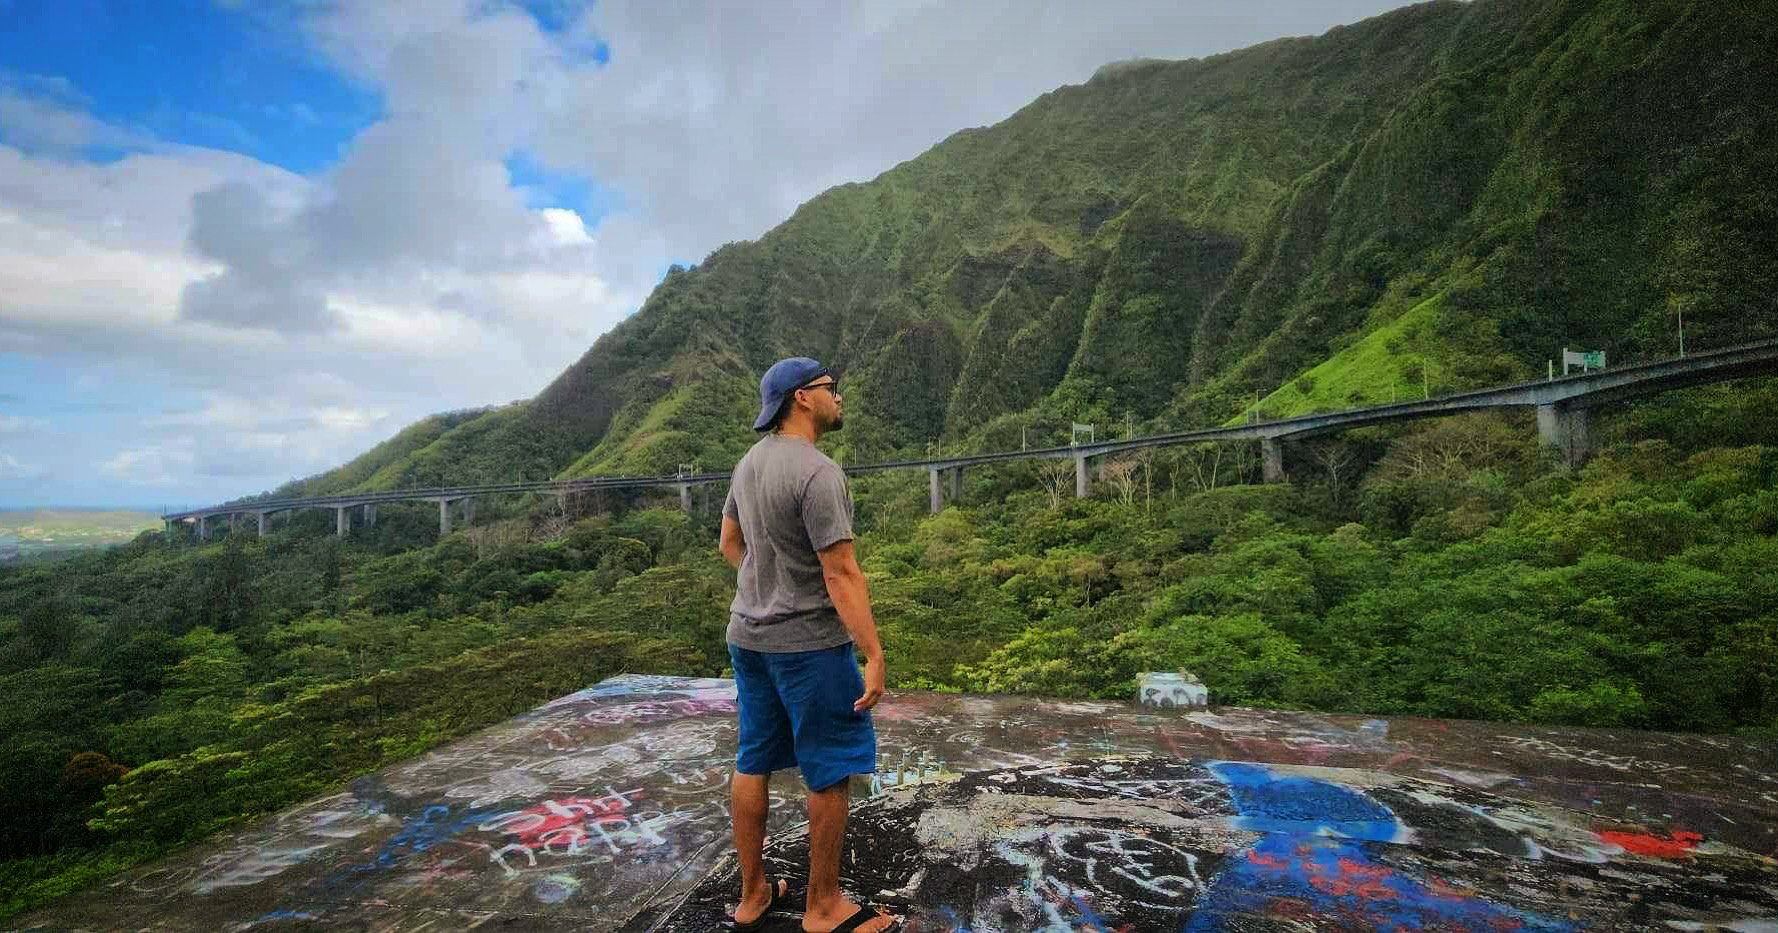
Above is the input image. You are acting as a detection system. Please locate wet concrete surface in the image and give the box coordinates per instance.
[11,675,1777,932]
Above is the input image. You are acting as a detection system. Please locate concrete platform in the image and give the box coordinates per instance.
[10,675,1777,931]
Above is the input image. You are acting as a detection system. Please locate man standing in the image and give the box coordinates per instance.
[719,357,896,933]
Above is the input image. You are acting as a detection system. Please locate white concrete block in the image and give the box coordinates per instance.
[1138,671,1207,709]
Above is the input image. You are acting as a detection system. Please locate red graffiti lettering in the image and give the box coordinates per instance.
[512,795,631,847]
[1597,829,1703,858]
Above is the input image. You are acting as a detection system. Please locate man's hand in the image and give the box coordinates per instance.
[855,654,885,713]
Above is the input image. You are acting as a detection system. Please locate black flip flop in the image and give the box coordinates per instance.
[731,877,788,933]
[811,905,900,933]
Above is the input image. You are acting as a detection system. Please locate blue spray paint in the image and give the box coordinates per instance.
[1211,761,1397,841]
[1185,762,1576,932]
[320,801,492,895]
[1068,892,1114,932]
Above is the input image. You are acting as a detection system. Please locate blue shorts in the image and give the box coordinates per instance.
[729,642,877,792]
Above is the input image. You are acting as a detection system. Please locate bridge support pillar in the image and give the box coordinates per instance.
[164,519,176,543]
[948,466,962,504]
[461,498,475,526]
[929,468,943,514]
[437,500,452,535]
[257,512,269,537]
[229,512,239,534]
[1074,453,1091,498]
[197,514,209,542]
[677,484,692,513]
[1537,403,1592,469]
[335,507,350,538]
[363,503,377,528]
[1261,437,1285,484]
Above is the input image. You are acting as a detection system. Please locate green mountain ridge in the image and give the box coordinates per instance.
[274,0,1776,496]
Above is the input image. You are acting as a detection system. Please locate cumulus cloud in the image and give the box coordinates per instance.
[2,0,1401,505]
[180,182,341,332]
[529,0,1401,256]
[101,441,196,488]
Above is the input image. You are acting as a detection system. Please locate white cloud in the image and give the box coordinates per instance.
[314,405,389,431]
[538,208,591,247]
[101,440,196,487]
[1,0,1405,505]
[0,451,42,481]
[0,86,148,154]
[0,415,45,433]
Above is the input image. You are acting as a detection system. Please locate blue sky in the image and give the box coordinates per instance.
[0,0,1400,509]
[0,0,379,172]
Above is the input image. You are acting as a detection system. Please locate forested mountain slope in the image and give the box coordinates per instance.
[271,0,1776,496]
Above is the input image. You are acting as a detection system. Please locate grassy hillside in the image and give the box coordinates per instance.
[260,409,489,499]
[275,0,1774,504]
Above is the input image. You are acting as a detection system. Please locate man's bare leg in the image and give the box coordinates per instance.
[802,779,895,933]
[732,771,782,924]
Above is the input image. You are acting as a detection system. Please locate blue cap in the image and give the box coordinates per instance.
[753,357,830,430]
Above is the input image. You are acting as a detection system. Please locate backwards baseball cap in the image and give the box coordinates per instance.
[753,357,831,431]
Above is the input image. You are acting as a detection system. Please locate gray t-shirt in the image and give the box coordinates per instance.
[724,433,855,653]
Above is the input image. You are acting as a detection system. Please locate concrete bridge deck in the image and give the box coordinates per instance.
[12,676,1775,931]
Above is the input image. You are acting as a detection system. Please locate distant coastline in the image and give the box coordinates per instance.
[0,509,162,563]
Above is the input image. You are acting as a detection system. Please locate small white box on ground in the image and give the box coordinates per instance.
[1138,671,1207,708]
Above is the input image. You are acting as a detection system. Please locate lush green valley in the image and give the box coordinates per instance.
[6,0,1778,919]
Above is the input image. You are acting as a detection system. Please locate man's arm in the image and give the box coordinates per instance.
[719,515,746,569]
[816,539,886,712]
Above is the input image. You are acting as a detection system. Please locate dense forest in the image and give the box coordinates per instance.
[5,385,1777,917]
[6,0,1778,919]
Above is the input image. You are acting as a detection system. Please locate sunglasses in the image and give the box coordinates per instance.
[798,380,841,395]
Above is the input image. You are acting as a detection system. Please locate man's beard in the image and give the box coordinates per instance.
[825,411,845,432]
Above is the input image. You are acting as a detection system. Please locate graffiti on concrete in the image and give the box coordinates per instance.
[124,793,395,896]
[30,676,1773,933]
[1184,761,1576,931]
[444,767,549,808]
[654,756,1778,931]
[1499,734,1692,775]
[478,787,675,876]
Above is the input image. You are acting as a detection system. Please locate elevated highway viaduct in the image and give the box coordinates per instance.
[165,339,1778,538]
[882,338,1778,511]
